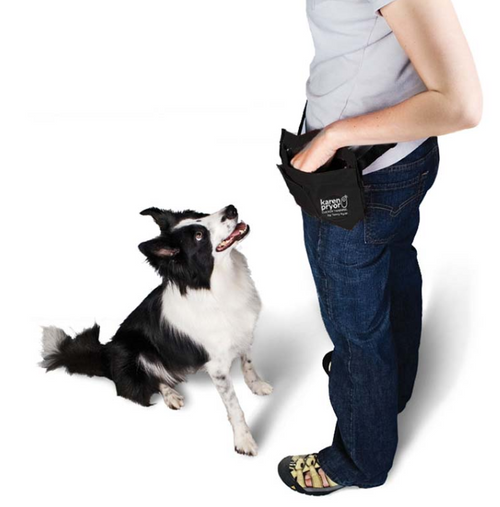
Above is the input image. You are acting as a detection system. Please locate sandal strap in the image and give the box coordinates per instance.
[289,453,338,489]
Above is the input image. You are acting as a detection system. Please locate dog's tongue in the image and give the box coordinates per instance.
[216,222,248,252]
[227,222,247,240]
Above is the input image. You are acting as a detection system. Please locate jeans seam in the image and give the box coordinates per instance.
[347,330,355,460]
[365,192,419,219]
[363,170,430,244]
[316,224,356,463]
[316,220,332,319]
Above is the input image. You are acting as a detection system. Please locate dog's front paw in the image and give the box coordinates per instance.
[162,390,184,410]
[234,432,258,456]
[251,380,273,396]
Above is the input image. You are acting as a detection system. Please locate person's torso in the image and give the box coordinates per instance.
[304,0,428,174]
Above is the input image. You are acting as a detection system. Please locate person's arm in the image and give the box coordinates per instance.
[291,0,483,173]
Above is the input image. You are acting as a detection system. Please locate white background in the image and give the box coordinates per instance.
[1,1,498,505]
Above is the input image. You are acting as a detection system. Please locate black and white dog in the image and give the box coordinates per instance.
[40,205,272,456]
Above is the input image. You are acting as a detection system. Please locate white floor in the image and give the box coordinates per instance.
[4,253,497,506]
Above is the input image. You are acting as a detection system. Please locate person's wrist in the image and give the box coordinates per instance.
[323,121,345,151]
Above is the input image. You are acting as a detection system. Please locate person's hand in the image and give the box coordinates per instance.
[290,128,338,173]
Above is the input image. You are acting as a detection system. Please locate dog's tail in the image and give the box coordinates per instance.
[39,324,111,379]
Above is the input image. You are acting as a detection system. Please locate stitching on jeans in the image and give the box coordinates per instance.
[390,171,429,217]
[370,192,420,217]
[316,222,356,459]
[347,330,355,460]
[337,228,355,459]
[364,171,430,244]
[316,219,332,317]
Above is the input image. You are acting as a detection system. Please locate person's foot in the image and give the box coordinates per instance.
[277,453,345,496]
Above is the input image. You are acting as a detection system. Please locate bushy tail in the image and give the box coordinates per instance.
[39,324,110,379]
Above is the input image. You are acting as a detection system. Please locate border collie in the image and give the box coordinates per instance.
[39,204,272,456]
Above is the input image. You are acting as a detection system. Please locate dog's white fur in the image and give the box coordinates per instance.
[138,354,178,386]
[39,206,271,456]
[39,326,67,368]
[163,209,272,455]
[161,250,260,362]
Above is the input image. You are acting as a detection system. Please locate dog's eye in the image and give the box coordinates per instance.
[195,231,203,241]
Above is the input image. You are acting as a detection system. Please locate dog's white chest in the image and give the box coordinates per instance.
[161,250,261,359]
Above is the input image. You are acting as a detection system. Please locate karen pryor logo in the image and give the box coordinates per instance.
[320,195,349,216]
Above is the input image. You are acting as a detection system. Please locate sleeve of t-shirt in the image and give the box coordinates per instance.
[368,0,397,17]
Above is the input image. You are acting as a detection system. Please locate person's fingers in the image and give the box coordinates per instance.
[290,142,337,173]
[318,468,330,487]
[290,144,314,172]
[291,153,315,172]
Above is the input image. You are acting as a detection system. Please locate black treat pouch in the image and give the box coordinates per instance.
[276,128,366,230]
[276,101,396,230]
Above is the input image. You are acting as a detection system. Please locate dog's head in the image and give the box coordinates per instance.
[138,205,250,292]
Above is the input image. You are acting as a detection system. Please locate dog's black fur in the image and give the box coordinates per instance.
[40,204,269,455]
[40,207,216,407]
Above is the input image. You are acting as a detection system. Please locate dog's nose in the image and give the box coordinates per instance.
[224,205,238,220]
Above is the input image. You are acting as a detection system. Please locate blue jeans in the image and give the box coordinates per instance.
[302,136,440,488]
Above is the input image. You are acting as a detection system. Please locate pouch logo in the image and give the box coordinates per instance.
[320,195,349,218]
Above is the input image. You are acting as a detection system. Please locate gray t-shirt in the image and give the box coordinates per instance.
[302,0,428,174]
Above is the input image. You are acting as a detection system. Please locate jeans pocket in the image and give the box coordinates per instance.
[363,170,430,245]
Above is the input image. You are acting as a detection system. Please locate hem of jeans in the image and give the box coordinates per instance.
[317,449,388,489]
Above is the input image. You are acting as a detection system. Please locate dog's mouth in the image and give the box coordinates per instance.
[216,222,250,252]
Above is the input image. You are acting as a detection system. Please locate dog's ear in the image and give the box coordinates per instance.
[140,207,176,231]
[138,237,180,259]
